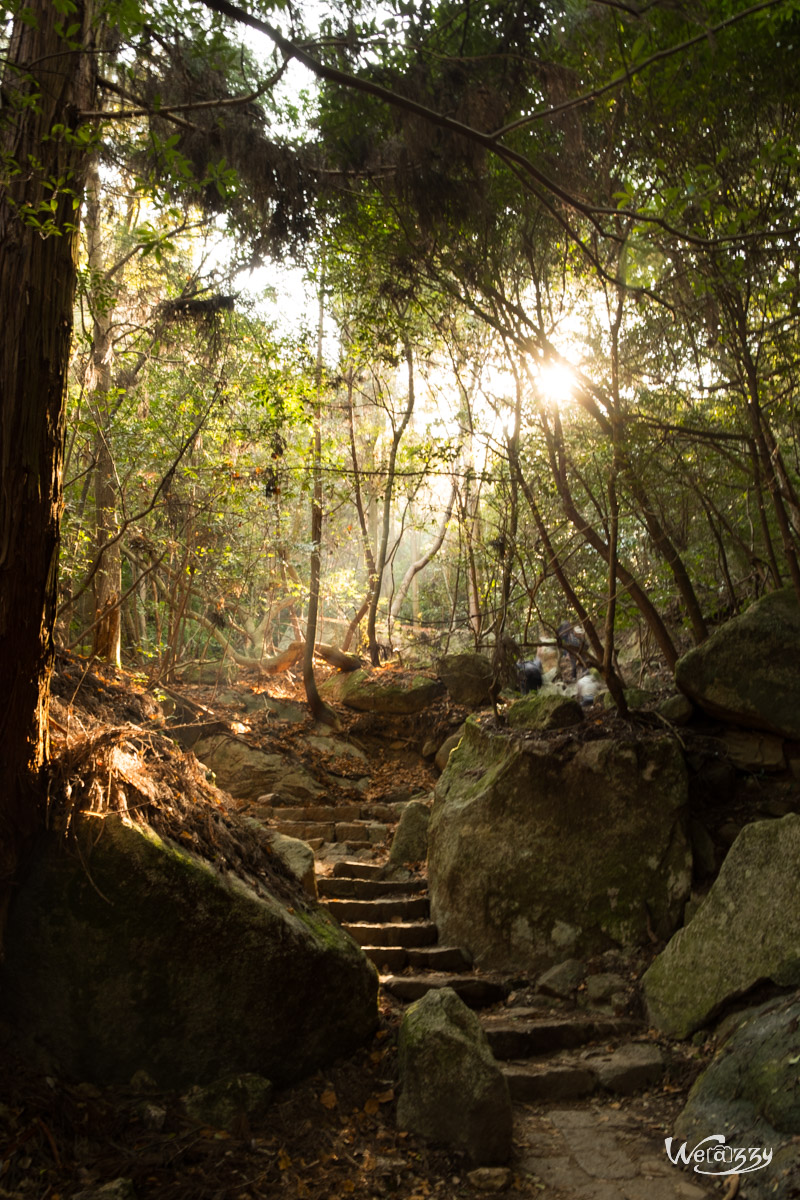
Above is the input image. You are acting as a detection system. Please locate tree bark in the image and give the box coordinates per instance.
[341,364,378,654]
[0,1,96,912]
[85,161,122,666]
[367,341,415,665]
[302,281,337,725]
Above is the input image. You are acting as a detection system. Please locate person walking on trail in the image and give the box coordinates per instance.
[557,621,585,683]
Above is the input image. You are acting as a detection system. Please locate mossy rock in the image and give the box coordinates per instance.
[506,690,583,730]
[0,812,378,1088]
[436,654,493,708]
[428,721,690,972]
[674,994,800,1199]
[643,814,800,1038]
[320,668,444,715]
[388,800,431,866]
[397,987,512,1164]
[675,588,800,738]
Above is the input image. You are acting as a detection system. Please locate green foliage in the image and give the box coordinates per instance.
[8,0,797,676]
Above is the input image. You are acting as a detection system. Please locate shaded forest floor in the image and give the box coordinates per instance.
[0,653,741,1200]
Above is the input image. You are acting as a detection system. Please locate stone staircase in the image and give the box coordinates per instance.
[318,859,507,1009]
[318,860,665,1106]
[259,797,666,1109]
[253,800,404,853]
[480,1008,664,1102]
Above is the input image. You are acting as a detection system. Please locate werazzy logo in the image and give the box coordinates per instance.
[665,1135,773,1176]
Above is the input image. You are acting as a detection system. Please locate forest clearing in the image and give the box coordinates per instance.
[2,0,800,1197]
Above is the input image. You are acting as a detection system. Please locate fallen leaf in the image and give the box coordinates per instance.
[278,1148,292,1170]
[377,1089,395,1103]
[320,1089,337,1110]
[364,1097,380,1115]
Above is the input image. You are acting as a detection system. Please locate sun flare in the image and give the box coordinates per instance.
[536,361,577,408]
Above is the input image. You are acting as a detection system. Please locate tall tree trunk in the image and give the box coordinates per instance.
[366,341,415,665]
[85,161,122,665]
[303,281,337,725]
[0,2,96,915]
[492,371,523,690]
[342,365,378,653]
[738,333,800,600]
[461,470,483,643]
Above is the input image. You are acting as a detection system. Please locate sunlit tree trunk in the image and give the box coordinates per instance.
[366,341,415,665]
[0,1,96,916]
[85,161,122,666]
[303,281,337,724]
[342,365,378,653]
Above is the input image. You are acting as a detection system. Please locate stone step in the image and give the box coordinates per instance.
[332,860,386,879]
[317,877,427,900]
[322,896,430,922]
[264,804,363,823]
[362,946,409,971]
[360,944,471,972]
[333,821,391,844]
[343,921,438,948]
[481,1013,639,1060]
[502,1060,597,1103]
[501,1041,665,1101]
[380,973,508,1009]
[274,821,335,841]
[406,945,472,971]
[273,820,390,845]
[365,802,410,822]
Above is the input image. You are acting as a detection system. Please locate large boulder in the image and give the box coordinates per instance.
[0,812,378,1088]
[320,668,443,715]
[192,733,321,803]
[643,815,800,1038]
[675,588,800,738]
[397,987,512,1164]
[673,995,800,1199]
[428,721,691,971]
[436,654,493,708]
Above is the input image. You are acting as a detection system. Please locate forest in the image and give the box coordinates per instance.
[3,0,800,801]
[2,0,800,1195]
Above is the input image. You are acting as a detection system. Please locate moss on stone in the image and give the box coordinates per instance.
[506,691,583,730]
[429,728,690,972]
[0,812,379,1088]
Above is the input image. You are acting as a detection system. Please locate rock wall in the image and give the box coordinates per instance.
[427,720,691,972]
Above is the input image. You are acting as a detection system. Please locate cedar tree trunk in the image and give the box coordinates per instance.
[0,1,96,913]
